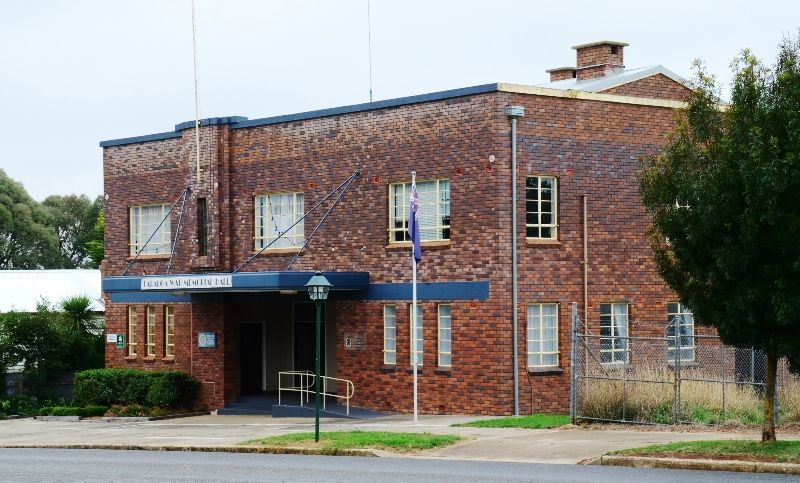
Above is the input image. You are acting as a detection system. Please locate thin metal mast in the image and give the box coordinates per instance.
[191,0,202,181]
[367,0,374,102]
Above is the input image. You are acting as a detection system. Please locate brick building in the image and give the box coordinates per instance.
[101,41,693,415]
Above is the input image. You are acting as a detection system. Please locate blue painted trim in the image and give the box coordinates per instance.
[99,84,500,147]
[174,116,248,132]
[99,131,182,147]
[231,84,499,130]
[110,292,192,303]
[346,281,490,301]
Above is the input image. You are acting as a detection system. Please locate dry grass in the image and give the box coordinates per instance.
[578,365,800,425]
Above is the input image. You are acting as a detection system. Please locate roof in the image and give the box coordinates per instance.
[535,65,691,93]
[0,270,103,313]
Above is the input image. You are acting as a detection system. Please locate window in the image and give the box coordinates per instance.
[145,306,156,356]
[129,204,171,256]
[437,305,452,367]
[667,302,695,362]
[527,303,559,367]
[600,303,628,363]
[127,306,137,356]
[389,179,450,242]
[164,306,175,357]
[383,305,396,365]
[197,198,208,256]
[525,176,557,239]
[410,304,423,366]
[254,192,304,249]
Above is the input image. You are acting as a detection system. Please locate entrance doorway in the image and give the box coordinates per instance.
[293,303,325,374]
[240,322,265,395]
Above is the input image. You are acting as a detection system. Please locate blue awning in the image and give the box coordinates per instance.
[103,271,369,294]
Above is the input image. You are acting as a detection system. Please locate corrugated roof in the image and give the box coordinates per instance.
[535,65,691,93]
[0,270,103,313]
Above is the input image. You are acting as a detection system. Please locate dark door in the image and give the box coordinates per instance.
[294,303,325,374]
[240,323,263,395]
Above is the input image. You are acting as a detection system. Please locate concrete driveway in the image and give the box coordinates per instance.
[0,414,774,464]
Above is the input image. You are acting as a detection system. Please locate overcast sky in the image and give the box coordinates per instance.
[1,0,797,201]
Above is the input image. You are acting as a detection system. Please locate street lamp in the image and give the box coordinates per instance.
[305,271,332,442]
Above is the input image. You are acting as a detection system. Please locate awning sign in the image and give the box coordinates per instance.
[140,275,233,291]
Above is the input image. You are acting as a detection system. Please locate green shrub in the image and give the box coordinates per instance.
[106,404,149,417]
[73,369,199,409]
[38,405,108,417]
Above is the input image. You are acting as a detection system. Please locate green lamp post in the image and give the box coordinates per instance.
[305,271,332,442]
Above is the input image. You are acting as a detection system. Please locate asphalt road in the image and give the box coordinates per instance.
[0,449,795,483]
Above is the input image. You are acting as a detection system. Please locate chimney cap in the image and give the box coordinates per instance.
[545,66,576,73]
[571,40,629,50]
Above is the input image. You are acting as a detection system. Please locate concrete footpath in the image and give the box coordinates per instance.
[0,414,776,465]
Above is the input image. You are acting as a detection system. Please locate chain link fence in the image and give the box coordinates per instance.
[569,303,800,425]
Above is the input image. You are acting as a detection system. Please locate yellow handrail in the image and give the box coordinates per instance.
[277,371,355,415]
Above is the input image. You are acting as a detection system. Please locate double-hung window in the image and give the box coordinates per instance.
[254,192,305,249]
[389,179,450,242]
[600,303,629,363]
[527,303,559,367]
[145,306,156,356]
[525,176,557,239]
[127,306,137,356]
[164,306,175,357]
[438,305,452,367]
[410,304,423,366]
[130,204,171,256]
[667,302,695,362]
[383,305,397,365]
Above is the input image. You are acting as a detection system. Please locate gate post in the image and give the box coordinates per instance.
[570,302,578,424]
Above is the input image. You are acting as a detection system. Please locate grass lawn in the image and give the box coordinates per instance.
[244,430,461,453]
[454,413,570,429]
[613,440,800,464]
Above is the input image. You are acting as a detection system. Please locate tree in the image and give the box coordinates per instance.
[0,169,59,269]
[42,194,103,268]
[639,37,800,442]
[84,206,104,268]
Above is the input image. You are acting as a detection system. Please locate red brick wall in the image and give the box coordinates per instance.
[602,74,691,101]
[576,44,624,81]
[103,87,686,415]
[549,70,576,82]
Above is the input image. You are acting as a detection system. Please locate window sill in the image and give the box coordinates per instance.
[162,356,175,363]
[386,240,451,251]
[379,364,396,373]
[127,254,170,261]
[434,366,452,375]
[124,355,137,361]
[405,366,424,375]
[527,366,564,375]
[142,356,156,363]
[526,239,561,247]
[252,247,302,256]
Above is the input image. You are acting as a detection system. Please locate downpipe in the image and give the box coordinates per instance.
[506,105,524,416]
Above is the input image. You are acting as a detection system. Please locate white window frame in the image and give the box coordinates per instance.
[527,303,559,368]
[164,305,175,357]
[254,192,305,249]
[389,179,450,243]
[383,305,396,365]
[525,175,558,240]
[410,304,423,366]
[129,204,171,256]
[145,306,156,356]
[437,304,452,368]
[667,302,695,362]
[127,306,137,356]
[600,303,629,363]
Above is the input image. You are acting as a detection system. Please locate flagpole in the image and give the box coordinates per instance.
[411,171,418,423]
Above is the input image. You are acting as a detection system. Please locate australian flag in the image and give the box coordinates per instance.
[409,178,422,263]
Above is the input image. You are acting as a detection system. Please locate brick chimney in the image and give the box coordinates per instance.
[572,40,627,81]
[546,66,576,82]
